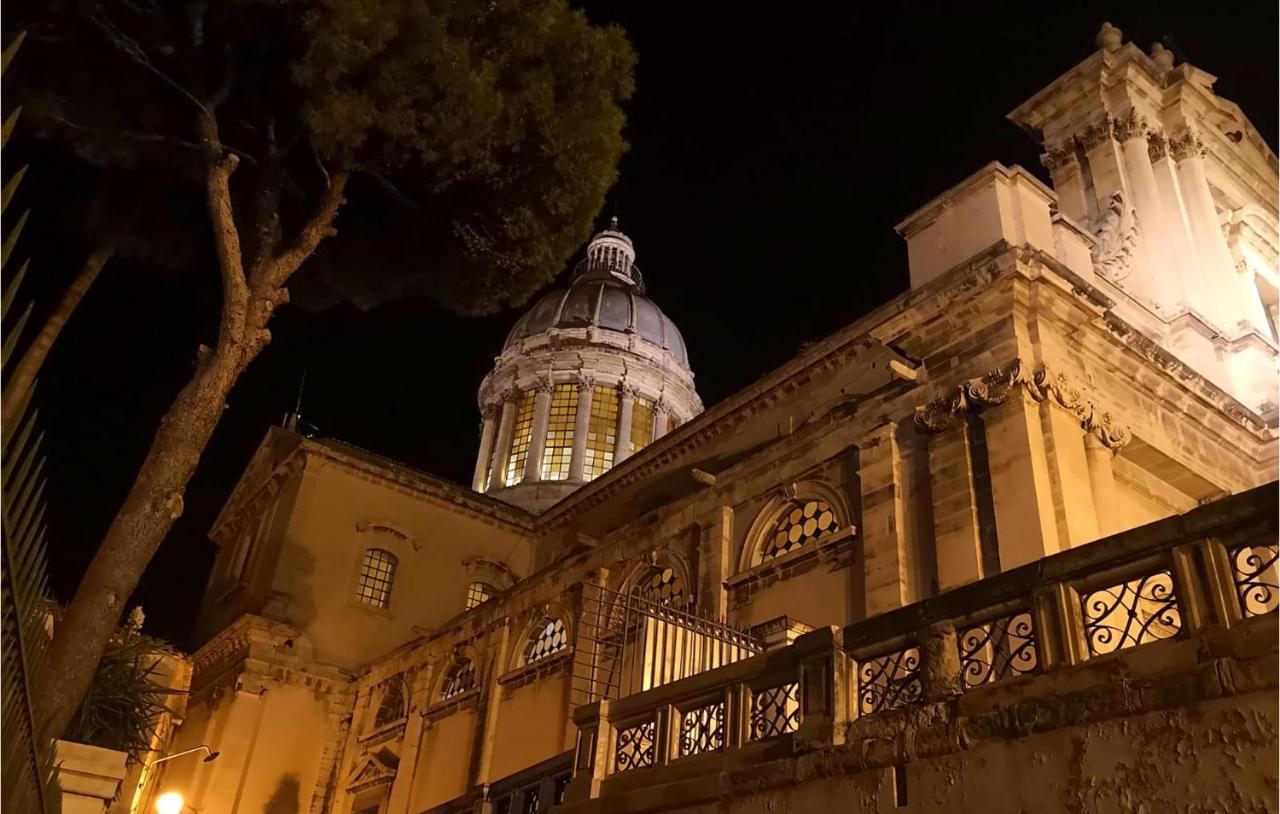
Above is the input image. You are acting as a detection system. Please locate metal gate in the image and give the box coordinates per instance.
[571,583,762,706]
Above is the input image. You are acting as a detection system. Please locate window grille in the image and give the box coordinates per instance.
[525,618,568,665]
[540,384,578,481]
[440,657,477,700]
[504,390,536,486]
[373,679,406,728]
[355,549,397,609]
[583,385,619,481]
[759,499,838,563]
[630,396,654,454]
[465,581,496,611]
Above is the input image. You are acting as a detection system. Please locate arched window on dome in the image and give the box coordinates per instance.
[523,617,569,665]
[504,389,536,486]
[630,395,655,455]
[372,678,407,729]
[755,499,840,566]
[583,385,619,481]
[355,549,398,609]
[540,384,578,481]
[439,657,477,701]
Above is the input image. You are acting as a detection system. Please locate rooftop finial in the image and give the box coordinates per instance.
[1150,42,1175,71]
[1096,22,1123,53]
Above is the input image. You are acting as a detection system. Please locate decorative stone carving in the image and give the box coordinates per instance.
[653,398,671,416]
[576,375,596,393]
[1169,131,1205,161]
[1076,116,1114,152]
[481,403,502,421]
[533,376,554,394]
[1111,110,1149,142]
[1147,132,1169,163]
[1091,190,1138,282]
[1028,365,1132,450]
[1041,145,1077,173]
[1095,22,1123,52]
[1082,410,1132,450]
[1150,42,1175,72]
[913,360,1027,433]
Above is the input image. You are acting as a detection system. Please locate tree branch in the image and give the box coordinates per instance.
[89,8,209,119]
[198,115,250,361]
[254,170,349,294]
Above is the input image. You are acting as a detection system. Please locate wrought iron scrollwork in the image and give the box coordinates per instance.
[1231,544,1279,618]
[679,701,725,757]
[1080,570,1182,657]
[614,720,656,772]
[750,682,800,740]
[958,611,1038,688]
[857,646,922,716]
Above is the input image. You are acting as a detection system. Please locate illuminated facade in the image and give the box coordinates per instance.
[159,24,1277,814]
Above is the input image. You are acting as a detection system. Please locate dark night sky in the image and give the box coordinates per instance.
[16,1,1278,646]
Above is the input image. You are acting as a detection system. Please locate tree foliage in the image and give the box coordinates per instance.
[5,0,634,742]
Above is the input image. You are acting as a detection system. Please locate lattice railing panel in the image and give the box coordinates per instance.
[1230,544,1279,619]
[1080,570,1182,658]
[679,701,724,757]
[857,645,921,716]
[958,610,1038,688]
[614,719,656,772]
[749,682,799,740]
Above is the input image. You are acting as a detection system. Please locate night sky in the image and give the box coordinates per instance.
[15,1,1278,646]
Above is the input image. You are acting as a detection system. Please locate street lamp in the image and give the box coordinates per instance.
[154,791,184,814]
[151,745,220,767]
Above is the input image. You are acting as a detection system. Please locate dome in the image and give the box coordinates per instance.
[502,218,690,367]
[502,277,690,367]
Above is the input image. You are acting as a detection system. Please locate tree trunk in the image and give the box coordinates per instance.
[1,246,111,428]
[35,347,241,741]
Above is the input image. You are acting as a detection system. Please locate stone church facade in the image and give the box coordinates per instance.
[152,24,1278,814]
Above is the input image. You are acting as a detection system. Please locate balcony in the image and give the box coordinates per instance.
[560,482,1278,811]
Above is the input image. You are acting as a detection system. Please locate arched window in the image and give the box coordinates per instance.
[373,679,406,728]
[440,657,477,701]
[355,549,398,608]
[465,580,496,611]
[757,499,838,564]
[632,565,687,607]
[524,617,568,665]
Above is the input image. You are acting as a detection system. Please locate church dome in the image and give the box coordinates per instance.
[502,274,690,368]
[473,218,703,513]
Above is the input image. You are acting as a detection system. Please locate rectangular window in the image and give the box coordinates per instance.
[630,396,654,454]
[540,384,578,481]
[504,390,536,486]
[583,385,619,481]
[355,549,398,609]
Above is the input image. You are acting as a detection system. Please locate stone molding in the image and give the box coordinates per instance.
[914,359,1132,449]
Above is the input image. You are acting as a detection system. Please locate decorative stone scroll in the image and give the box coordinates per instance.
[914,361,1132,450]
[1091,190,1138,283]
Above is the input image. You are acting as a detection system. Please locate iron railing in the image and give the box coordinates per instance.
[571,583,761,706]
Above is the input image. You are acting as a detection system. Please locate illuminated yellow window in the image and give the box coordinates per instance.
[540,384,578,481]
[465,580,496,610]
[504,390,536,486]
[630,396,654,454]
[582,385,619,481]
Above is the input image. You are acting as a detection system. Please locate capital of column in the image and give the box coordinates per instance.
[1146,131,1169,163]
[1169,130,1206,161]
[1110,110,1151,143]
[576,375,596,394]
[482,402,502,421]
[653,397,671,416]
[1040,143,1078,174]
[617,380,640,399]
[533,376,554,394]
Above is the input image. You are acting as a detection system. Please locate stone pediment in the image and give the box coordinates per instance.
[346,752,398,792]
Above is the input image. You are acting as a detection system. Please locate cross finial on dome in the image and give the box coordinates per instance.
[609,215,620,231]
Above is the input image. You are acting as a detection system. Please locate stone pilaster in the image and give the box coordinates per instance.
[860,422,913,615]
[522,378,554,483]
[485,391,518,492]
[471,405,499,492]
[653,399,670,440]
[983,386,1061,570]
[568,378,594,481]
[613,384,636,465]
[918,410,986,591]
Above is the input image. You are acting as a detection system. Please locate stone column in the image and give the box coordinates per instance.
[613,384,635,465]
[485,392,518,492]
[983,387,1061,570]
[568,379,594,481]
[860,422,913,615]
[1041,146,1090,224]
[522,378,554,483]
[1117,114,1184,311]
[1084,431,1123,537]
[918,408,985,591]
[1174,134,1268,331]
[1147,133,1211,310]
[471,405,499,492]
[653,400,670,440]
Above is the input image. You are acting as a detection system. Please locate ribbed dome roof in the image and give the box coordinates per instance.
[503,276,689,367]
[502,219,690,367]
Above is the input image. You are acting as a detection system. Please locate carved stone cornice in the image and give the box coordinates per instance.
[913,360,1028,433]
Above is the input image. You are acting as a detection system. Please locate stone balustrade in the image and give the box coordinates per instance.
[561,482,1278,810]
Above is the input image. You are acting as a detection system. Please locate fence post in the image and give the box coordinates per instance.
[563,699,611,803]
[919,622,962,702]
[1196,537,1243,628]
